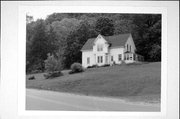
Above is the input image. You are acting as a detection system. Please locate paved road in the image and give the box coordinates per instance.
[26,89,160,111]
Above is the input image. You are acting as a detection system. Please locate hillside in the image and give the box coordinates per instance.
[26,62,161,103]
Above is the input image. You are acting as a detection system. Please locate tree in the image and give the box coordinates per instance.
[46,25,59,54]
[45,13,70,24]
[132,14,161,61]
[95,17,114,36]
[148,44,161,61]
[64,21,94,68]
[50,18,81,68]
[26,19,55,72]
[44,53,62,72]
[26,14,33,24]
[114,19,134,35]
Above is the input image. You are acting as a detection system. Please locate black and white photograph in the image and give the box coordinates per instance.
[1,1,179,119]
[26,12,161,111]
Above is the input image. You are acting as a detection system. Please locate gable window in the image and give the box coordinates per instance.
[87,57,90,64]
[97,44,103,51]
[118,54,122,61]
[111,56,113,61]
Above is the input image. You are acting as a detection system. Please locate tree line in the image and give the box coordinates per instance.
[26,13,161,73]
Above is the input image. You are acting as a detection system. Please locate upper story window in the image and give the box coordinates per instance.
[97,44,103,51]
[126,44,132,52]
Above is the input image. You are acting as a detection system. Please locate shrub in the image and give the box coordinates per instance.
[101,64,110,67]
[44,53,62,72]
[87,65,98,68]
[44,71,63,79]
[28,76,35,80]
[87,66,92,68]
[69,63,84,74]
[44,53,63,79]
[92,64,98,68]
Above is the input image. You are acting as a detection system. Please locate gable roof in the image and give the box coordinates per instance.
[81,33,131,51]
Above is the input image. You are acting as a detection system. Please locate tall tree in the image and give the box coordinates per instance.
[26,14,34,24]
[27,19,53,72]
[49,18,81,68]
[64,21,94,68]
[95,17,114,36]
[132,14,161,61]
[45,13,70,24]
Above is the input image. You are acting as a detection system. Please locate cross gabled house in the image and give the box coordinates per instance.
[81,33,144,68]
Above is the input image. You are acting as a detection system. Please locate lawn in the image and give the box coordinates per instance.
[26,62,161,103]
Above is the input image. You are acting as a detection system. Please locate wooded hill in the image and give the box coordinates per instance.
[26,13,161,73]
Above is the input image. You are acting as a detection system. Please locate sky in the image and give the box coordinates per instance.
[26,6,68,21]
[27,10,56,21]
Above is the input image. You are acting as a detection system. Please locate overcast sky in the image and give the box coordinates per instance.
[26,6,64,21]
[27,11,55,21]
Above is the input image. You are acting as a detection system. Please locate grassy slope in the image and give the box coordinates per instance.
[26,62,161,103]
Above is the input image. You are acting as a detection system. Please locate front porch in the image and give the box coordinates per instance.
[124,51,144,64]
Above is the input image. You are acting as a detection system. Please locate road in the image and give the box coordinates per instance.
[26,89,160,111]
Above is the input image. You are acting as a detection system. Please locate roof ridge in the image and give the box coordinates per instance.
[81,33,131,51]
[89,33,131,40]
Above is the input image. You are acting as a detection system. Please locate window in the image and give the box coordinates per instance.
[101,56,103,63]
[130,45,131,52]
[97,56,103,63]
[127,54,129,60]
[111,56,113,61]
[124,55,126,60]
[97,44,103,51]
[118,54,122,61]
[105,55,108,63]
[127,44,128,51]
[87,57,90,64]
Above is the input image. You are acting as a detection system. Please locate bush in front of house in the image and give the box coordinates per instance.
[101,64,110,67]
[28,76,35,80]
[44,71,63,79]
[44,53,63,79]
[87,64,98,68]
[69,63,84,74]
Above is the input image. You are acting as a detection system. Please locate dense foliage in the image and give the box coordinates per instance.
[44,53,62,72]
[26,13,161,73]
[69,63,84,74]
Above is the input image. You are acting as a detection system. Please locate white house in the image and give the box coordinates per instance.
[81,33,144,68]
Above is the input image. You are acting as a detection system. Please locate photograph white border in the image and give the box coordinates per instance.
[1,1,179,119]
[18,5,167,116]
